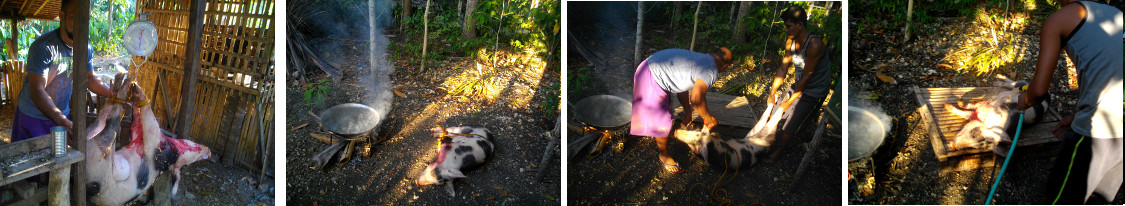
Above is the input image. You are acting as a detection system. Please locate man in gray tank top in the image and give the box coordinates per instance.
[762,6,834,163]
[1016,0,1122,203]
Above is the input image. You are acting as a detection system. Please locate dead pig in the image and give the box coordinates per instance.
[415,126,494,197]
[944,79,1049,154]
[86,80,211,205]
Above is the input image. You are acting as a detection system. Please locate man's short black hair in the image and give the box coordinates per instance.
[781,6,807,27]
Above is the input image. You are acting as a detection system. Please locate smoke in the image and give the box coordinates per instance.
[847,89,893,159]
[290,0,397,130]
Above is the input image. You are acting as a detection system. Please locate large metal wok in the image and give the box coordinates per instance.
[567,95,631,159]
[313,103,382,138]
[847,106,889,198]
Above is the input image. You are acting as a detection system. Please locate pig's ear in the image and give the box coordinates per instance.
[443,169,466,179]
[444,183,456,196]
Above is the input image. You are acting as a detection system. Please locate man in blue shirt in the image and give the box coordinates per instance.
[11,0,115,142]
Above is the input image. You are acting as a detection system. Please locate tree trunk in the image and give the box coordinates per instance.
[728,2,737,29]
[689,1,701,51]
[905,0,913,42]
[400,0,412,26]
[634,2,643,66]
[672,2,682,42]
[733,1,751,43]
[422,0,431,70]
[463,0,478,38]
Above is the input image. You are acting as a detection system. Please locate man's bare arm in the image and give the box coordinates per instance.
[86,72,114,97]
[27,74,71,128]
[690,78,717,130]
[1019,3,1083,110]
[768,38,795,105]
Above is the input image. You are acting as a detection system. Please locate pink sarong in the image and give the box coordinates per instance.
[630,59,675,138]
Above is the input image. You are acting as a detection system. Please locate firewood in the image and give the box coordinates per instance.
[310,141,348,170]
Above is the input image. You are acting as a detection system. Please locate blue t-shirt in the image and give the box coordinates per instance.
[16,29,95,120]
[645,49,718,93]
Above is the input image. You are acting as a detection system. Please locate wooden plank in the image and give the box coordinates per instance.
[914,86,951,161]
[939,153,996,173]
[670,92,754,128]
[175,0,206,138]
[0,134,52,158]
[0,147,84,186]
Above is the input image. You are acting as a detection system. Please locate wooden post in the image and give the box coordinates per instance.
[732,1,751,43]
[69,0,91,205]
[48,165,71,206]
[633,2,642,66]
[175,0,206,138]
[6,19,16,59]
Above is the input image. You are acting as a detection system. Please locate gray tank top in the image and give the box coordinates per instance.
[646,49,719,93]
[790,34,832,98]
[1065,1,1122,138]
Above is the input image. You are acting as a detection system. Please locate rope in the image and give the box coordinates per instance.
[985,111,1024,205]
[687,146,741,206]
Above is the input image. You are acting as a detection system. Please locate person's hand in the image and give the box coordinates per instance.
[1052,114,1074,139]
[1015,92,1029,111]
[703,115,718,131]
[679,111,693,126]
[767,92,777,106]
[58,117,73,130]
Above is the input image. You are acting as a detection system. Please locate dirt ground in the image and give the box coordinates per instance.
[567,2,841,205]
[284,27,561,204]
[848,4,1125,204]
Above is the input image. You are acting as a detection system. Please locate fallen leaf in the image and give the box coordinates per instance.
[493,186,504,190]
[745,193,756,198]
[876,72,897,84]
[394,89,407,98]
[546,194,555,200]
[388,170,396,174]
[530,162,537,168]
[501,191,513,197]
[938,63,954,69]
[486,196,496,200]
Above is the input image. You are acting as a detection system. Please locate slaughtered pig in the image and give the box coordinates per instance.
[944,79,1049,154]
[86,77,211,205]
[416,126,494,197]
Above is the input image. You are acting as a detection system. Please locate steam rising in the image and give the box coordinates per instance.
[365,0,396,133]
[847,89,893,160]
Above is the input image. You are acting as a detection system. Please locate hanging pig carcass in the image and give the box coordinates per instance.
[86,74,212,205]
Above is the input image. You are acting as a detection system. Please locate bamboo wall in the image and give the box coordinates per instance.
[134,0,274,170]
[0,61,24,106]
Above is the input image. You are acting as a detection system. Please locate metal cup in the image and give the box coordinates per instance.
[51,126,67,157]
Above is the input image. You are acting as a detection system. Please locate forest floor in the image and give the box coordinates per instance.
[285,26,562,204]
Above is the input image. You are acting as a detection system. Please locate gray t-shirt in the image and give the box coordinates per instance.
[645,49,718,93]
[1063,1,1122,139]
[16,29,95,120]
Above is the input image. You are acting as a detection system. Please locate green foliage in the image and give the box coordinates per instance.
[398,0,559,63]
[304,78,332,107]
[567,67,591,98]
[538,81,560,119]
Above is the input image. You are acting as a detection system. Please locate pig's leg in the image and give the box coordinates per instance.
[944,103,976,120]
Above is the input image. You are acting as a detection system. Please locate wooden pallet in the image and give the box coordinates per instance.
[671,92,754,128]
[912,86,1062,162]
